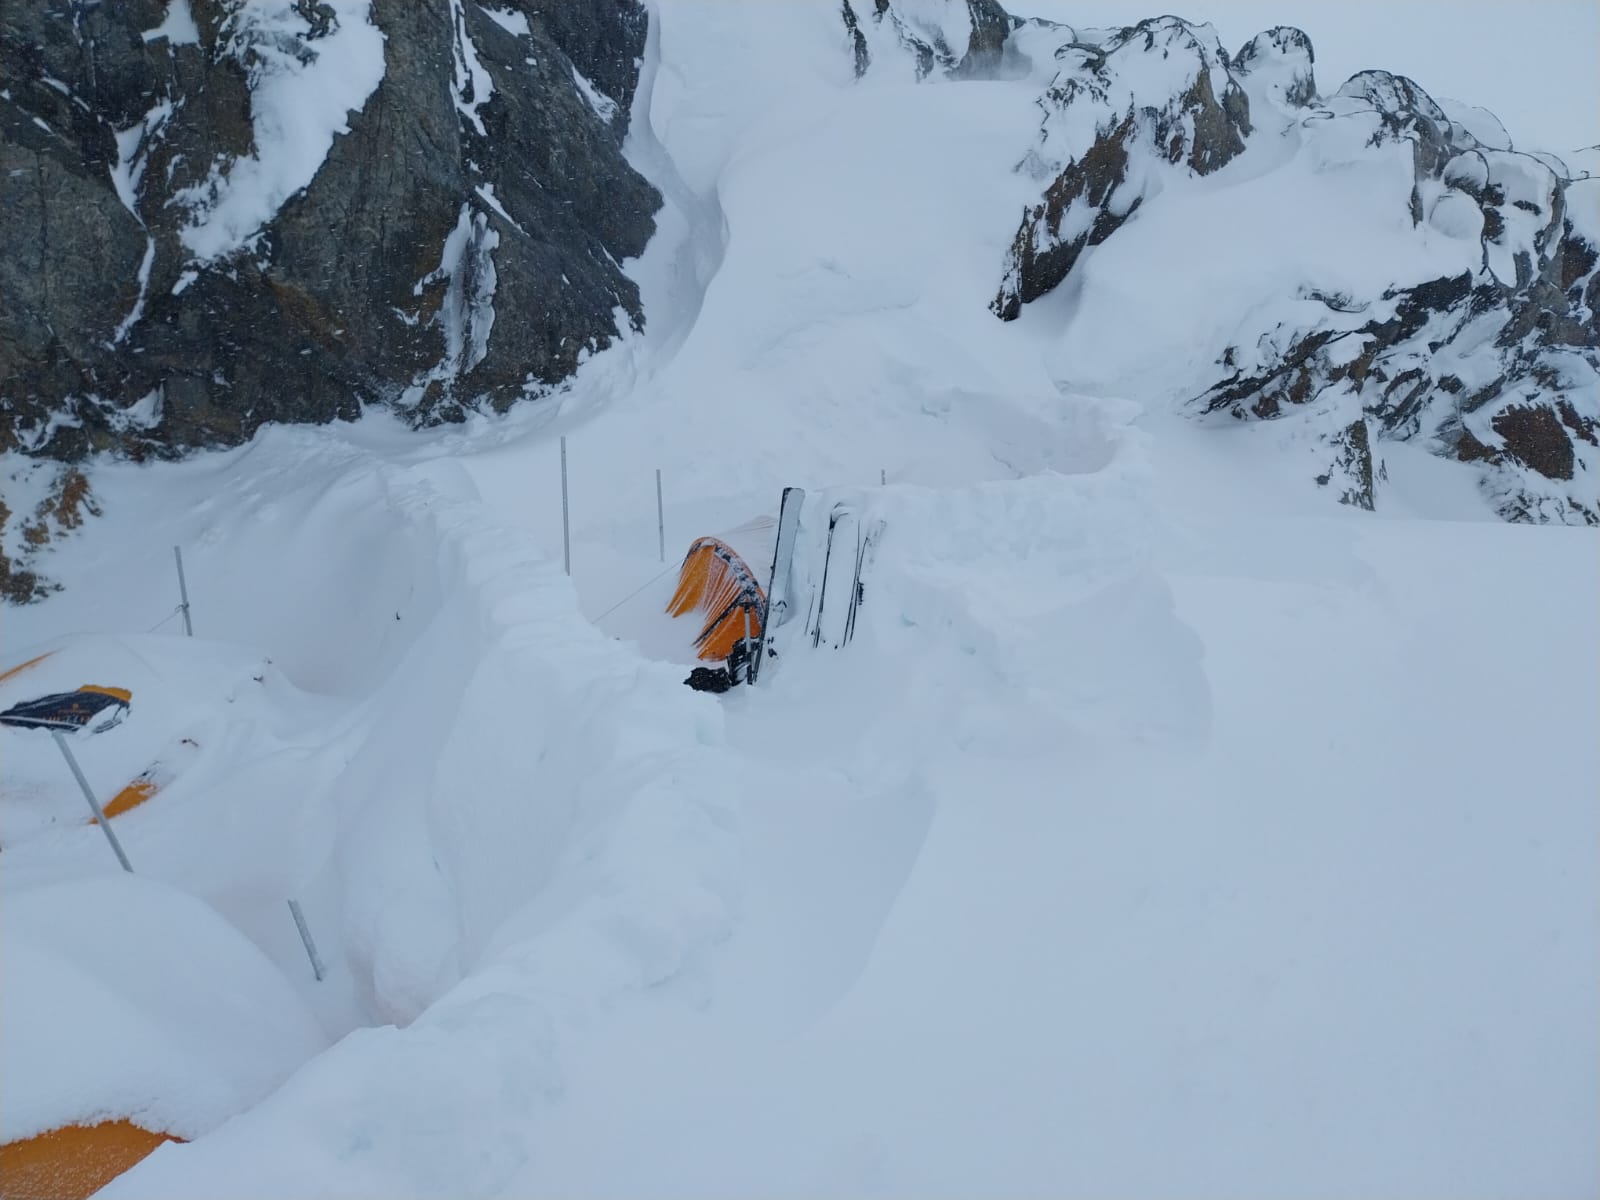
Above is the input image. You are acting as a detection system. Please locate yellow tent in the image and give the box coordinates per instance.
[0,1121,180,1200]
[666,537,766,662]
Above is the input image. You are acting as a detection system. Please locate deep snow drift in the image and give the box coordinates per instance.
[1,2,1596,1197]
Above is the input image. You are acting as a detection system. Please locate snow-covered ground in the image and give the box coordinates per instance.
[2,2,1596,1196]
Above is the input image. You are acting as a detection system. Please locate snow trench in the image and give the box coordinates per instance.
[89,453,743,1197]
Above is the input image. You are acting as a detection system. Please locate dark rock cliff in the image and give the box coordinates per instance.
[1,0,660,461]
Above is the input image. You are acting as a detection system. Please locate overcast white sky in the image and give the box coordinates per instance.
[1016,0,1600,156]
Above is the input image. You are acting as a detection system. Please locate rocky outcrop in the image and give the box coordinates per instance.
[0,464,99,603]
[1233,26,1315,109]
[966,5,1595,524]
[1194,72,1600,524]
[1315,417,1384,511]
[1,0,660,461]
[841,0,1019,81]
[991,17,1251,320]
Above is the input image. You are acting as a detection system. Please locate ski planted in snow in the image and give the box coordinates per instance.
[750,486,804,683]
[841,518,883,647]
[807,505,881,651]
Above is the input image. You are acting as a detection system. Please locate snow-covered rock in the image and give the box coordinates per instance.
[842,0,1017,80]
[1191,72,1600,523]
[1233,26,1317,110]
[991,16,1252,320]
[972,11,1595,523]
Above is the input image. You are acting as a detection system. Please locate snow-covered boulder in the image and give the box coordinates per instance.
[1192,72,1600,523]
[990,16,1252,320]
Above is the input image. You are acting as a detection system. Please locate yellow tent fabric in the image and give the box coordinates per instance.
[75,685,132,704]
[0,1121,179,1200]
[666,537,766,662]
[0,651,53,687]
[96,769,161,822]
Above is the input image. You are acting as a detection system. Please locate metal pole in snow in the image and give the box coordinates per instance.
[173,546,193,637]
[286,899,326,981]
[560,436,571,577]
[881,469,887,486]
[52,730,134,872]
[742,607,753,682]
[656,468,665,564]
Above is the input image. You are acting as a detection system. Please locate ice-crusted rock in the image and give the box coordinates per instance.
[1,0,660,460]
[1194,72,1600,524]
[990,16,1251,320]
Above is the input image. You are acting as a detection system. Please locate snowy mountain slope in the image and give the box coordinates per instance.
[1,1,1597,1198]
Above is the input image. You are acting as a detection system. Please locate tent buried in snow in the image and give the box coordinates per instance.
[664,489,876,692]
[666,537,765,692]
[0,685,130,733]
[0,1121,181,1200]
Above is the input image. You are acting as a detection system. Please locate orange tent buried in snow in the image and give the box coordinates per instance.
[0,1121,182,1200]
[666,537,766,661]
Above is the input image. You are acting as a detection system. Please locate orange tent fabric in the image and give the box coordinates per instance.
[97,771,161,822]
[0,1121,180,1200]
[76,685,132,704]
[0,651,54,687]
[666,537,766,661]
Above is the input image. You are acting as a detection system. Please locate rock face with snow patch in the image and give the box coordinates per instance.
[842,0,1018,81]
[989,17,1251,321]
[1,0,659,460]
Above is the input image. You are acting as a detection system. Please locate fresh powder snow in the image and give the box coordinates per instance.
[1,2,1596,1198]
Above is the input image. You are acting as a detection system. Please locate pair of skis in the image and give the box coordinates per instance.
[748,488,882,684]
[807,504,881,653]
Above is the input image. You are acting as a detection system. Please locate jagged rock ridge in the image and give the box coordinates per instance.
[859,3,1597,524]
[841,0,1016,81]
[1191,69,1600,524]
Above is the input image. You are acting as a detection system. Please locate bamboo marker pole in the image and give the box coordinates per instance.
[286,899,326,981]
[52,732,133,872]
[173,546,193,636]
[560,436,571,576]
